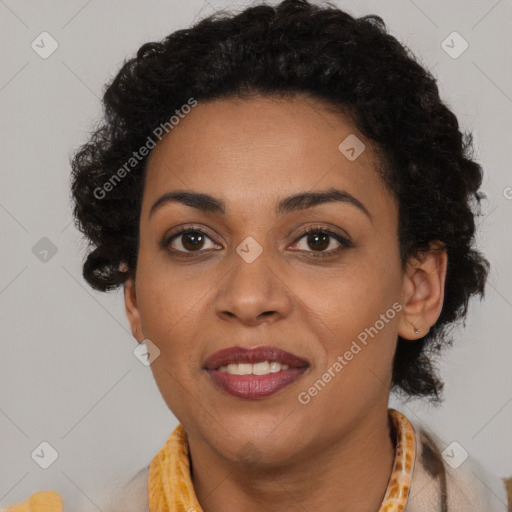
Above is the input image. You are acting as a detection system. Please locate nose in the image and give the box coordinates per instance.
[214,249,293,326]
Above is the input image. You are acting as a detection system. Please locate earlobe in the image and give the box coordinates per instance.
[398,243,448,340]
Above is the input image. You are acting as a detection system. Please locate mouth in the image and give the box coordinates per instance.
[203,345,309,399]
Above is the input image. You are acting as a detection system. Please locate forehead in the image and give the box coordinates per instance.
[142,95,394,221]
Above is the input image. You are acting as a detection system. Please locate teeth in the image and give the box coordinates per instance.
[269,361,281,373]
[238,363,252,375]
[253,361,269,375]
[218,361,290,375]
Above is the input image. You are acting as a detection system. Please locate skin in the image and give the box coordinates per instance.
[124,94,447,512]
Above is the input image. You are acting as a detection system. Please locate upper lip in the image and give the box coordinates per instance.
[203,345,310,370]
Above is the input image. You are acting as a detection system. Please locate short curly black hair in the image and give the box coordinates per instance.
[70,0,489,401]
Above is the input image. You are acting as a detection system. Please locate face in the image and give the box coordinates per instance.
[124,94,445,465]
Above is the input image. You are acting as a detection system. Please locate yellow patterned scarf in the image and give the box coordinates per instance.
[148,408,416,511]
[3,409,415,511]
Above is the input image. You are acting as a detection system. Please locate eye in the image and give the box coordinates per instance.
[290,227,351,257]
[162,225,351,258]
[163,227,220,256]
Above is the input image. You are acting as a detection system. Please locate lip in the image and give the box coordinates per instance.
[203,345,309,400]
[207,368,308,399]
[203,345,309,370]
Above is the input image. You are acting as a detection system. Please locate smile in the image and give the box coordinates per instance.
[218,361,290,375]
[203,345,309,399]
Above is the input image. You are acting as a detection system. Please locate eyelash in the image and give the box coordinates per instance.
[290,227,352,257]
[162,226,352,259]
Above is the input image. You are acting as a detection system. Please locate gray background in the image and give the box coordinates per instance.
[1,0,511,509]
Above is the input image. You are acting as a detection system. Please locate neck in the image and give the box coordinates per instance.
[188,406,396,512]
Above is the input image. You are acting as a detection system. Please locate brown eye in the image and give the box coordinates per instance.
[291,227,351,257]
[165,228,219,254]
[180,231,206,251]
[304,231,331,251]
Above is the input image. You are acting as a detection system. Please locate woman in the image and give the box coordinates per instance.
[5,0,510,510]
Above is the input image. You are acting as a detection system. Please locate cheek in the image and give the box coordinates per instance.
[297,288,399,423]
[136,251,207,340]
[294,251,401,401]
[293,249,401,339]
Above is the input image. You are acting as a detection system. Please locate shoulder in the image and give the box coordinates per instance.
[101,465,150,512]
[407,419,510,512]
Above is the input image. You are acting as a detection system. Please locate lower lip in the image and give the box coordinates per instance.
[206,368,308,399]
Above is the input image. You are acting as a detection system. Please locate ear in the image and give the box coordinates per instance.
[123,271,144,343]
[398,242,448,340]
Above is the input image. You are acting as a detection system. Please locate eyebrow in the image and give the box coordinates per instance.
[149,188,372,221]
